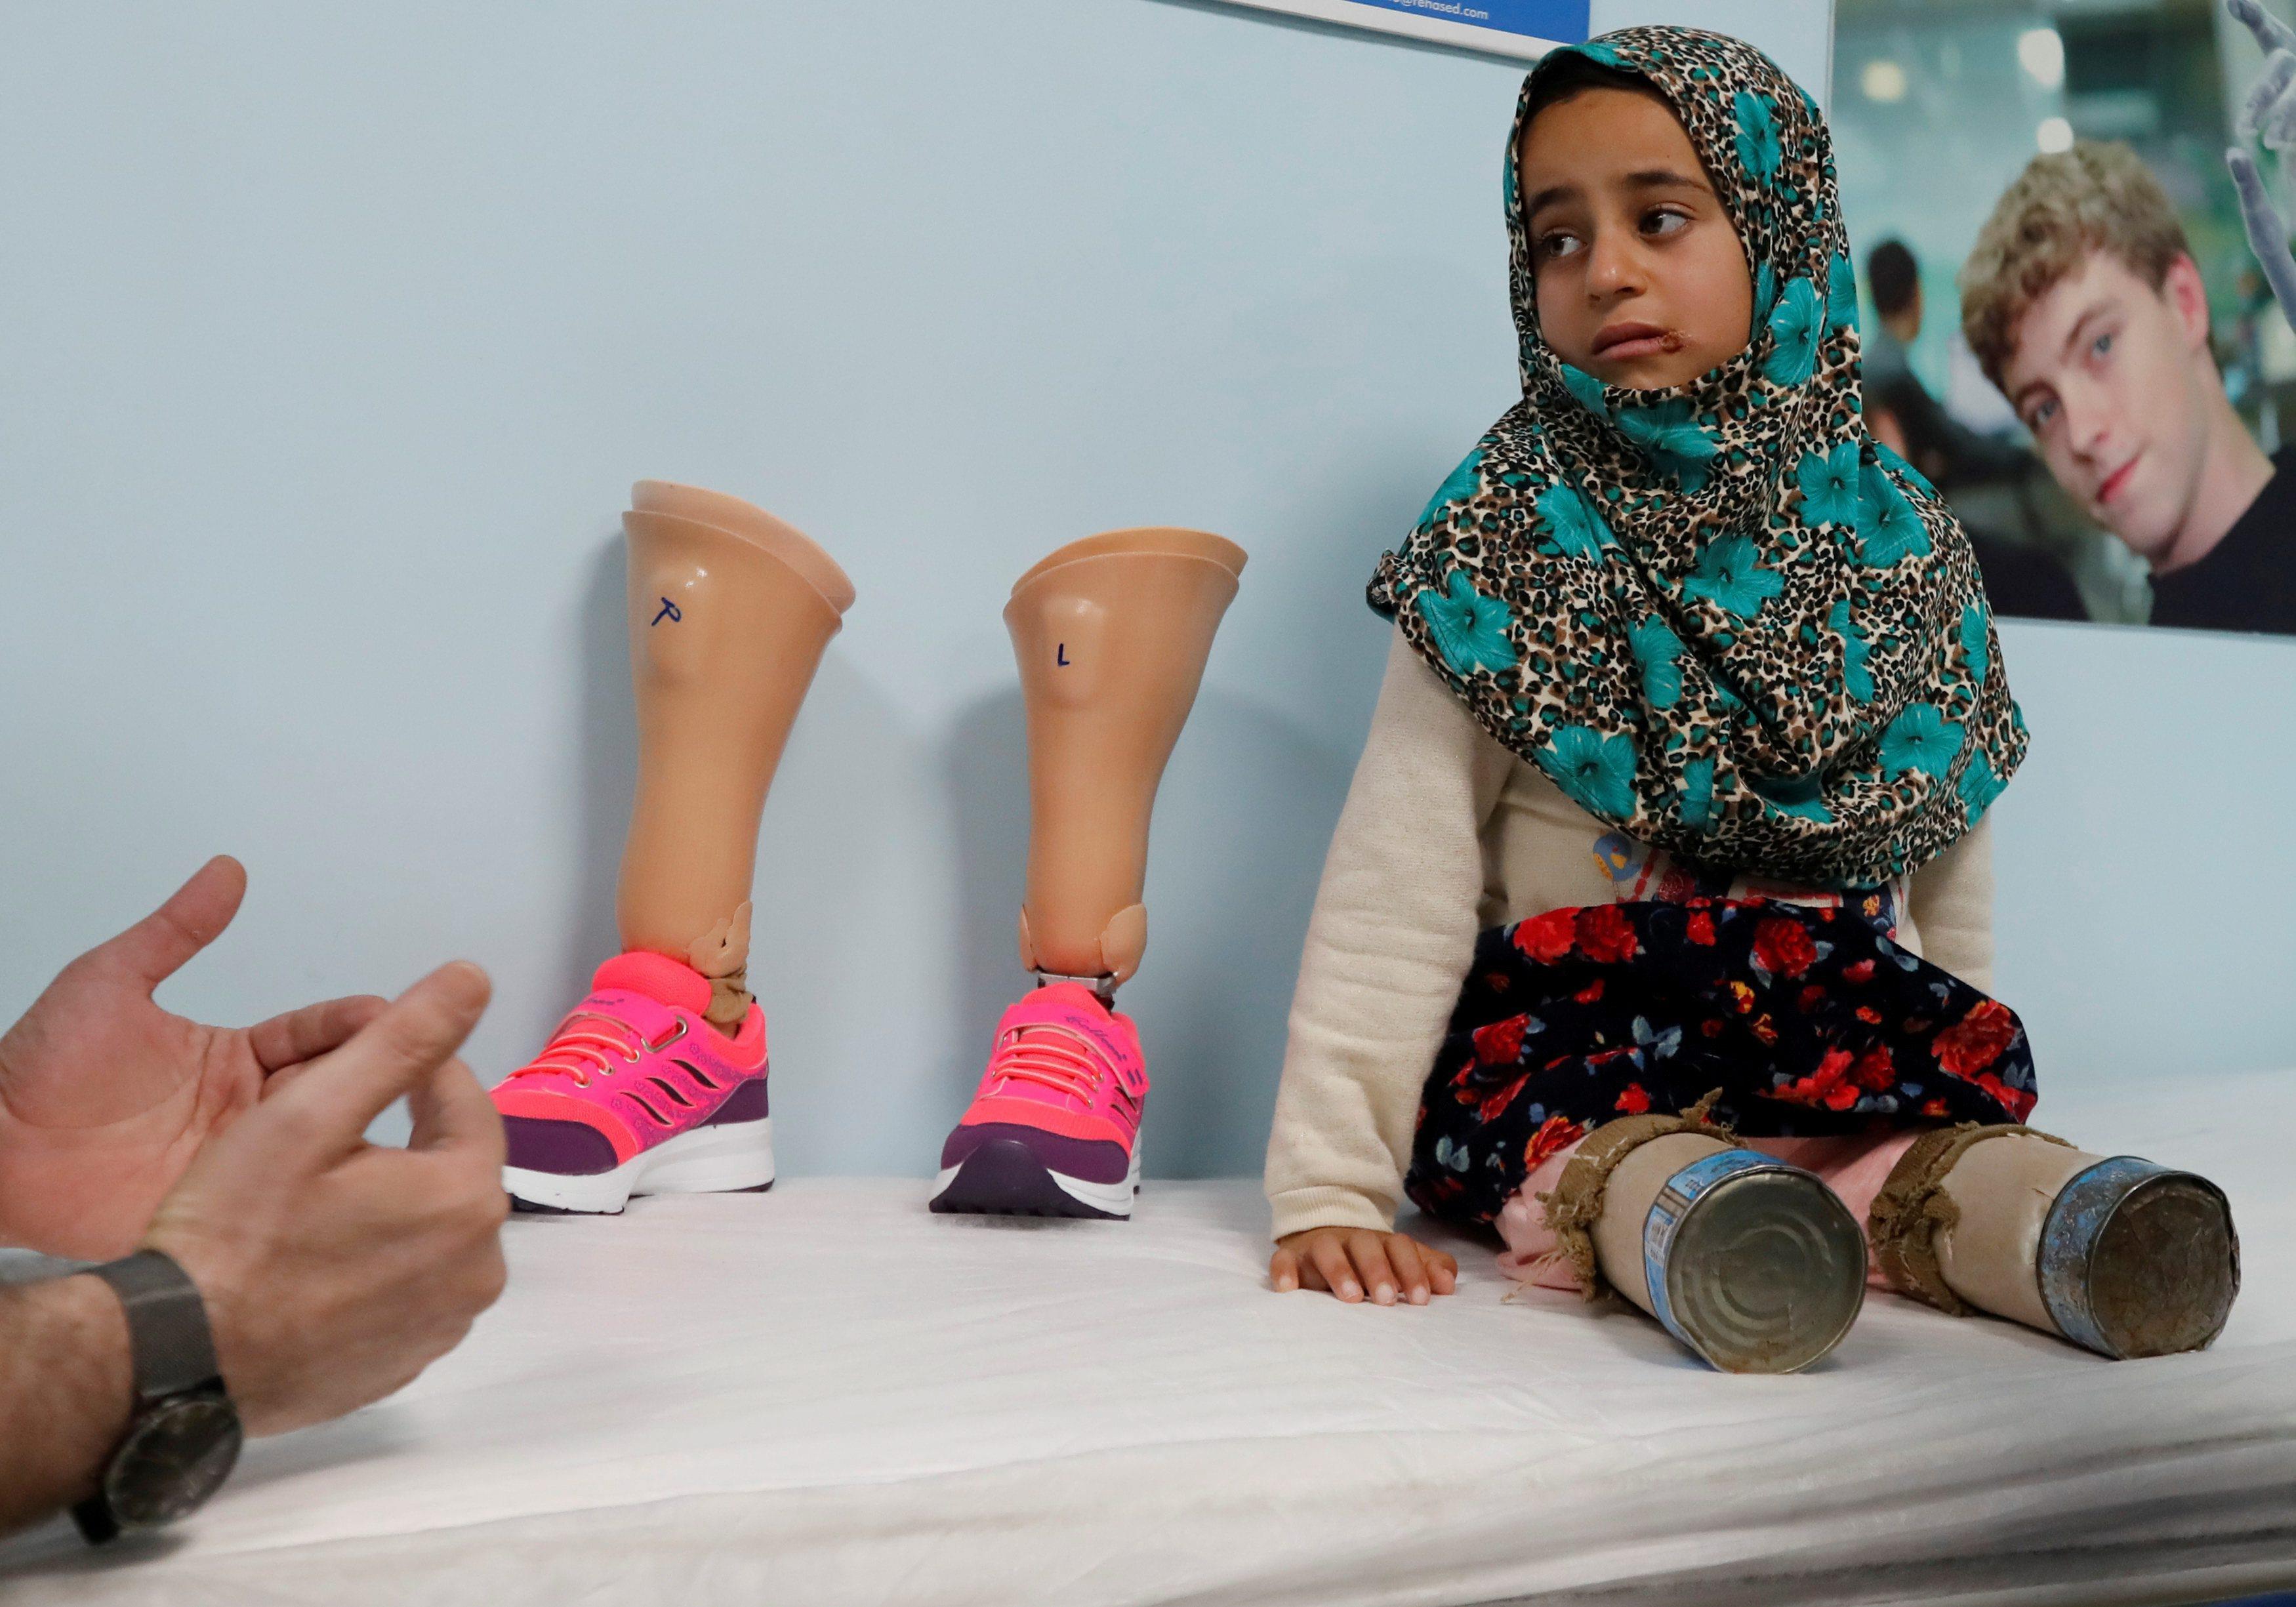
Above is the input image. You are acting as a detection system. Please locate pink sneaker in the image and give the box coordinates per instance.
[930,982,1146,1220]
[491,952,773,1214]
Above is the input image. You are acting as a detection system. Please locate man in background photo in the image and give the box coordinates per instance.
[1963,140,2296,634]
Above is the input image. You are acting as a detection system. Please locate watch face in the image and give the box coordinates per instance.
[105,1396,242,1530]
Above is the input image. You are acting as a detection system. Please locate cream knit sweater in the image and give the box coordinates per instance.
[1263,627,1998,1242]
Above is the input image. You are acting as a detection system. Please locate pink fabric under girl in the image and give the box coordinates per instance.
[1494,1131,1923,1292]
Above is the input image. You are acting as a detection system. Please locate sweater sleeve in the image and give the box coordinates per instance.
[1263,628,1513,1240]
[1906,813,1996,996]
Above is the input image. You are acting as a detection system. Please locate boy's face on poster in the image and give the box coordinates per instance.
[1999,250,2218,565]
[1518,88,1753,390]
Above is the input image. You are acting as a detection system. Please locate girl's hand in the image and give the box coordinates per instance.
[1271,1227,1458,1306]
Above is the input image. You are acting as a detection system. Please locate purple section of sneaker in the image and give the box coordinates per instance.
[502,1116,621,1177]
[940,1120,1130,1185]
[703,1079,771,1125]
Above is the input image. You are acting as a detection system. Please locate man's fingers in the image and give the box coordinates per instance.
[2232,0,2296,58]
[405,1055,506,1165]
[2229,148,2296,322]
[247,995,389,1076]
[268,962,493,1147]
[91,856,247,990]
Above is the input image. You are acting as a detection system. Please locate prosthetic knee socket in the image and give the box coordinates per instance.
[1870,1126,2240,1359]
[1546,1103,1866,1374]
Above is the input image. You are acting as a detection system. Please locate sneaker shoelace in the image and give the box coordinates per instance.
[987,1022,1115,1104]
[505,1010,685,1090]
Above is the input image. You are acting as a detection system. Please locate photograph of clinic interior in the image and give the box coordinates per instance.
[0,0,2291,1604]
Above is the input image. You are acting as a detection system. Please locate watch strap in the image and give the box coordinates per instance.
[86,1250,222,1401]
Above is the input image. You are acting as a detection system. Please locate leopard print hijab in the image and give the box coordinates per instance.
[1370,26,2026,888]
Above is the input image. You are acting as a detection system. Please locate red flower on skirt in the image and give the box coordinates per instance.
[1686,910,1718,946]
[1849,1045,1896,1091]
[1523,1114,1586,1171]
[1842,959,1876,984]
[1513,908,1578,964]
[1476,1073,1530,1124]
[1576,903,1639,964]
[1472,1013,1529,1067]
[1935,1000,2019,1079]
[1771,1046,1859,1111]
[1574,979,1606,1004]
[1752,916,1818,978]
[1614,1082,1652,1114]
[1972,1070,2038,1122]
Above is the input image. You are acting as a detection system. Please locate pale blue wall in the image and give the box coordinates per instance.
[5,0,2278,1187]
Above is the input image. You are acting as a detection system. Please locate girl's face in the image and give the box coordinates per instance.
[1517,87,1754,390]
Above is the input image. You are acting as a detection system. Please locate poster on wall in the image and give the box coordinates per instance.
[1219,0,1589,60]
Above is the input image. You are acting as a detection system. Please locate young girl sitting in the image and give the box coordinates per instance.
[1262,26,2239,1372]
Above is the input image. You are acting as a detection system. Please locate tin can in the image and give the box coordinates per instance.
[2038,1156,2240,1359]
[1642,1149,1867,1373]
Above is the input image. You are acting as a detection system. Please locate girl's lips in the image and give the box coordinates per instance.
[2097,453,2141,505]
[1591,323,1682,362]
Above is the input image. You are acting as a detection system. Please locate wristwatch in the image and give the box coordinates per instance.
[70,1250,241,1544]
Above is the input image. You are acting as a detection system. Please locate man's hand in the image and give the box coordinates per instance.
[2228,0,2296,323]
[144,960,508,1435]
[1270,1227,1458,1306]
[0,857,384,1258]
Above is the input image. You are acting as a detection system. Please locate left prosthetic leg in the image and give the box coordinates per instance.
[931,527,1245,1220]
[1870,1128,2240,1358]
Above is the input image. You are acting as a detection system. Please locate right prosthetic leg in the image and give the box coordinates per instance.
[1870,1127,2240,1358]
[1540,1108,1869,1373]
[495,481,855,1215]
[931,528,1246,1221]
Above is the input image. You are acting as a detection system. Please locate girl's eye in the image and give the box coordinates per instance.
[2092,331,2114,359]
[1537,230,1584,262]
[1642,207,1690,239]
[2029,397,2059,428]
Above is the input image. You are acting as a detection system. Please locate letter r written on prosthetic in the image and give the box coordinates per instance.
[616,486,854,1028]
[1008,528,1246,988]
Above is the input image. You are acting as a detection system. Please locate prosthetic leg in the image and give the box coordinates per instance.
[493,482,855,1215]
[1870,1128,2240,1358]
[1532,1109,1868,1373]
[932,528,1246,1220]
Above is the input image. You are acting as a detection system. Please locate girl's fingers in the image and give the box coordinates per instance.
[1345,1233,1399,1306]
[1269,1248,1301,1293]
[1310,1238,1361,1301]
[1427,1244,1460,1295]
[1385,1236,1432,1305]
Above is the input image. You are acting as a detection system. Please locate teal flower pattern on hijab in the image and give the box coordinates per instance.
[1536,725,1639,819]
[1734,90,1782,182]
[1761,276,1822,386]
[1534,482,1613,563]
[1559,362,1610,418]
[1629,615,1687,708]
[1417,571,1517,674]
[1370,26,2026,887]
[1683,533,1783,620]
[1856,461,1931,569]
[1795,439,1860,529]
[1615,399,1719,489]
[1879,702,1965,780]
[1826,251,1858,334]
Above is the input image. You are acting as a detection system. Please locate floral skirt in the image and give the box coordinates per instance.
[1404,898,2038,1229]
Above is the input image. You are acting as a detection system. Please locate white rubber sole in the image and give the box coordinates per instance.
[504,1118,775,1215]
